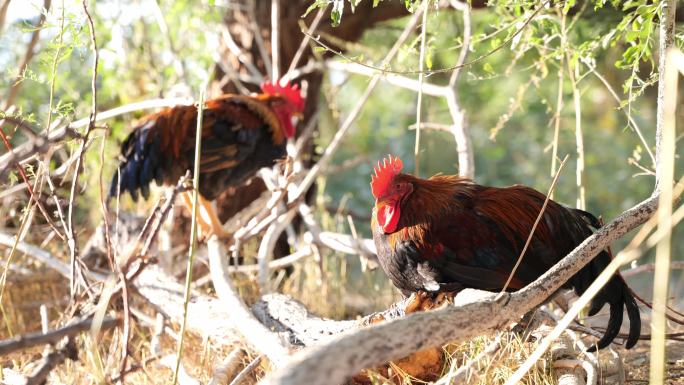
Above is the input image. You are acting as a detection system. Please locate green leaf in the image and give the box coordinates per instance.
[425,48,433,70]
[562,0,576,14]
[303,0,327,18]
[331,0,344,27]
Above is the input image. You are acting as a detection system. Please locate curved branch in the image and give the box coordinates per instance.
[208,237,292,367]
[0,316,118,356]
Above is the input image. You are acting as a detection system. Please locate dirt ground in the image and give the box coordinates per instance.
[623,342,684,384]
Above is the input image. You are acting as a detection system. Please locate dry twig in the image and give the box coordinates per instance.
[0,316,118,356]
[64,0,99,298]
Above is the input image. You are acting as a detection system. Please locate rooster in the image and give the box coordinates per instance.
[110,82,305,238]
[369,155,640,350]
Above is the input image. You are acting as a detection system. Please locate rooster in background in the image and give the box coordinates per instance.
[370,155,640,350]
[110,82,305,238]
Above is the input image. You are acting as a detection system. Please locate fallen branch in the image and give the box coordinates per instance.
[252,293,357,347]
[23,338,78,385]
[0,316,118,356]
[208,237,292,367]
[134,265,240,348]
[207,348,246,385]
[229,355,263,385]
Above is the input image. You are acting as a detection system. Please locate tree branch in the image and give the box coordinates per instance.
[208,237,292,367]
[654,0,677,193]
[0,316,118,356]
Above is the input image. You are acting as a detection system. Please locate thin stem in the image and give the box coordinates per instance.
[650,47,678,385]
[498,155,568,295]
[586,64,655,168]
[448,1,471,88]
[4,0,51,110]
[414,0,429,177]
[654,0,677,193]
[172,89,205,385]
[550,13,565,180]
[271,0,280,80]
[293,9,424,199]
[306,1,547,76]
[285,7,326,78]
[66,0,99,297]
[45,0,65,135]
[567,56,585,209]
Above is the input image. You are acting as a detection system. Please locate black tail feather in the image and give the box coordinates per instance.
[624,288,641,349]
[109,122,159,201]
[583,271,641,351]
[569,208,641,351]
[587,286,623,351]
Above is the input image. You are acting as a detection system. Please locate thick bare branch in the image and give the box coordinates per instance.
[134,265,241,347]
[208,237,292,367]
[654,0,677,192]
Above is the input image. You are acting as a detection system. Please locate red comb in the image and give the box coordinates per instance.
[370,155,403,199]
[261,80,305,112]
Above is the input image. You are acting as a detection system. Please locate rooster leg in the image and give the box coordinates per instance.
[404,291,433,314]
[404,290,461,314]
[181,192,229,240]
[433,290,459,309]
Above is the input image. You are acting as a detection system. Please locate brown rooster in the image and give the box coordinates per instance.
[110,82,304,238]
[369,155,640,350]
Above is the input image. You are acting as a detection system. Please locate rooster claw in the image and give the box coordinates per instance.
[404,290,458,314]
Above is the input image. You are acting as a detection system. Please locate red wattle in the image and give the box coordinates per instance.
[378,203,400,233]
[273,107,295,138]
